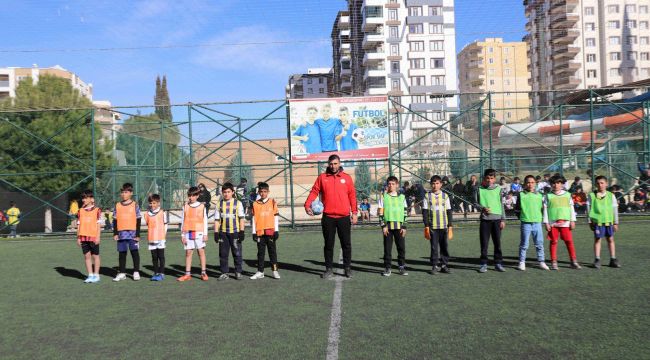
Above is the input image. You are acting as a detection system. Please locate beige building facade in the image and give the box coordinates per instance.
[0,65,93,100]
[458,38,531,125]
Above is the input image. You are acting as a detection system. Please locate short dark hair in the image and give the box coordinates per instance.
[483,168,497,178]
[187,186,200,196]
[574,176,581,181]
[513,177,520,181]
[523,175,536,183]
[386,175,399,184]
[535,175,541,181]
[430,175,442,183]
[121,183,133,192]
[240,178,247,183]
[257,182,269,191]
[198,183,206,189]
[339,106,349,113]
[9,201,15,207]
[148,194,161,202]
[550,175,566,184]
[328,154,340,163]
[222,182,235,192]
[594,175,608,182]
[81,190,94,199]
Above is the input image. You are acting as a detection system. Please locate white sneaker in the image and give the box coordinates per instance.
[539,262,550,271]
[272,270,281,279]
[250,272,265,280]
[113,273,127,282]
[133,271,141,281]
[517,262,526,271]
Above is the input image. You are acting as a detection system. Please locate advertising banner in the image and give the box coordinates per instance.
[289,96,389,162]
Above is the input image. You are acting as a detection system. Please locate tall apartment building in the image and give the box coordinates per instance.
[525,0,650,108]
[0,65,93,100]
[286,68,334,99]
[458,38,531,125]
[332,11,353,96]
[331,0,458,158]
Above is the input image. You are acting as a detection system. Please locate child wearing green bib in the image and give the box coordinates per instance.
[543,175,580,270]
[515,175,550,271]
[586,176,620,269]
[422,175,453,274]
[477,169,506,273]
[378,176,409,276]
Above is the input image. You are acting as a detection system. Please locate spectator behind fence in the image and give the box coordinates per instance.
[499,177,510,197]
[503,192,517,217]
[632,188,647,212]
[452,178,465,212]
[510,177,522,194]
[611,185,628,213]
[569,176,583,193]
[572,188,587,214]
[465,175,479,213]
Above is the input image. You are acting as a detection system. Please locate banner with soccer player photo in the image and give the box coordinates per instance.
[289,96,389,162]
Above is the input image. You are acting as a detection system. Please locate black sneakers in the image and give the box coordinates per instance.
[594,258,601,270]
[321,268,334,279]
[440,265,451,274]
[344,267,353,278]
[609,258,621,268]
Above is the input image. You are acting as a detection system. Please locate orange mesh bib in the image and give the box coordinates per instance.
[182,203,205,232]
[144,210,166,241]
[252,199,278,236]
[78,207,100,237]
[115,202,137,231]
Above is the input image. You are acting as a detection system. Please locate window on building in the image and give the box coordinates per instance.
[585,7,595,15]
[609,36,621,45]
[640,21,649,30]
[609,68,621,76]
[428,6,442,16]
[410,76,426,86]
[365,6,382,17]
[626,20,637,29]
[391,61,400,73]
[410,58,425,69]
[431,75,445,85]
[608,21,620,29]
[505,100,512,106]
[409,41,425,51]
[625,4,636,13]
[586,38,596,47]
[610,52,622,61]
[586,23,595,31]
[504,68,511,75]
[641,37,650,45]
[389,26,399,38]
[608,5,619,14]
[391,79,400,90]
[642,68,650,77]
[307,78,313,84]
[412,95,426,103]
[430,40,444,51]
[389,9,398,20]
[431,58,444,68]
[408,6,422,16]
[504,79,511,86]
[319,78,324,84]
[503,47,509,54]
[488,47,494,53]
[409,24,424,34]
[641,52,650,61]
[319,88,325,94]
[308,88,313,94]
[390,44,399,55]
[504,58,509,64]
[488,58,494,64]
[488,68,495,75]
[628,51,638,60]
[640,6,649,14]
[506,112,512,119]
[586,54,596,62]
[429,24,443,34]
[489,79,495,85]
[587,70,597,78]
[627,36,638,45]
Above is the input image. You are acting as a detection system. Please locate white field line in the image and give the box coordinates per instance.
[326,249,345,360]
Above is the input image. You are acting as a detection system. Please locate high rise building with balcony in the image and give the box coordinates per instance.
[525,0,650,108]
[286,68,334,99]
[332,0,458,159]
[458,38,531,125]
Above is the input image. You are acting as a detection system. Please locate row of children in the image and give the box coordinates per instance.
[76,182,281,283]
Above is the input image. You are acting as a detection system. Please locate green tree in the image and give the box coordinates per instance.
[354,161,372,200]
[154,75,172,121]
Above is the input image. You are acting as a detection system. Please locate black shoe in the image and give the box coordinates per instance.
[609,258,621,268]
[235,272,242,280]
[430,266,438,275]
[440,265,451,274]
[594,258,601,269]
[344,267,353,278]
[321,268,334,279]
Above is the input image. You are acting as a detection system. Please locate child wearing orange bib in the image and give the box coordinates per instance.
[77,190,102,283]
[250,182,280,280]
[112,183,142,282]
[177,186,209,282]
[143,194,168,281]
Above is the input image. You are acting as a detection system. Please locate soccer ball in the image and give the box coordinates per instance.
[352,128,365,141]
[311,200,324,215]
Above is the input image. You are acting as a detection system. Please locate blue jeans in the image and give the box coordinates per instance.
[519,222,545,262]
[9,225,17,238]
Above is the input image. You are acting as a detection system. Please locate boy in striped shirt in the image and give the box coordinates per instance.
[214,182,246,280]
[422,175,453,275]
[378,176,409,276]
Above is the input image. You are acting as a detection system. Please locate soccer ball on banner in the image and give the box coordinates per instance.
[352,128,365,142]
[311,199,324,215]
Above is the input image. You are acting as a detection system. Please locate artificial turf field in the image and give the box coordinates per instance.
[1,220,649,360]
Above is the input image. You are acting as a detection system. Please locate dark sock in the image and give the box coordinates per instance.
[118,252,127,273]
[157,249,166,274]
[131,250,140,272]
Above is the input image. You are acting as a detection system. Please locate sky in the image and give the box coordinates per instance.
[1,0,526,142]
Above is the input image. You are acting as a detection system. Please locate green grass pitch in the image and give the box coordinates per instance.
[1,220,649,359]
